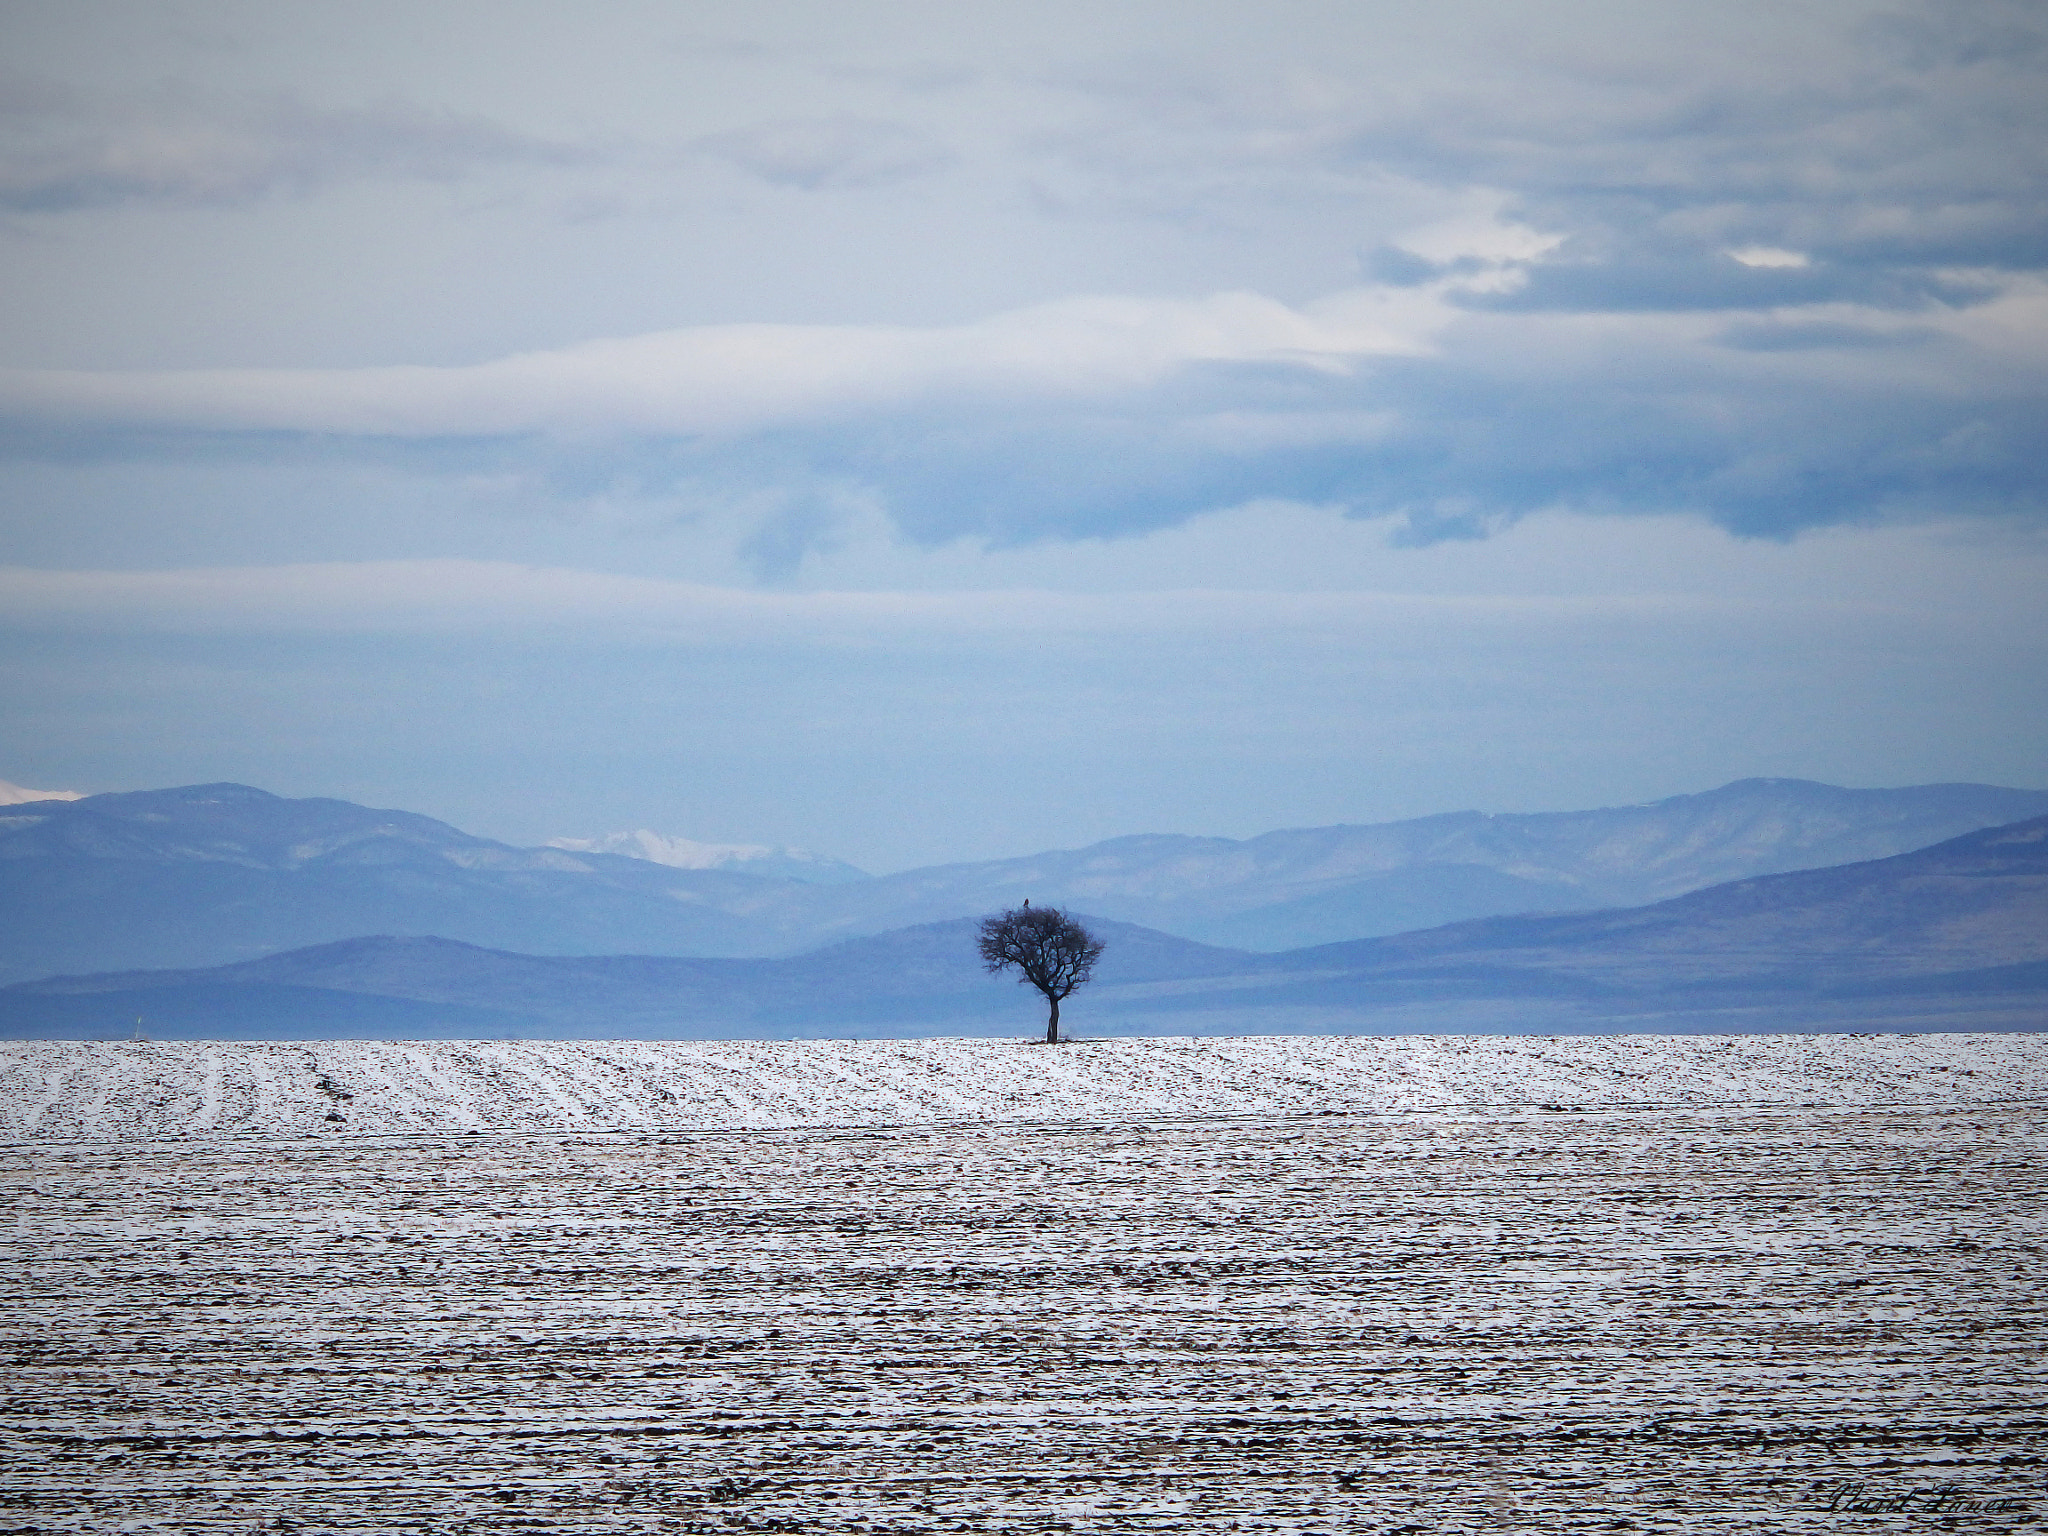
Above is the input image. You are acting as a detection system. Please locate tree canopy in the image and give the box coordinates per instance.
[976,902,1104,1044]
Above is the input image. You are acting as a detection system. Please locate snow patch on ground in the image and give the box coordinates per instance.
[2,1031,2039,1141]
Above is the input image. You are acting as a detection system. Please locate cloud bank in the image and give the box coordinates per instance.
[3,275,2040,558]
[2,1,2043,565]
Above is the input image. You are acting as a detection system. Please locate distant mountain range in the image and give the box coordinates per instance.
[8,815,2046,1040]
[0,783,792,983]
[801,778,2048,951]
[3,776,2046,986]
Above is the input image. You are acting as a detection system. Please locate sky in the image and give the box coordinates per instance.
[1,0,2044,871]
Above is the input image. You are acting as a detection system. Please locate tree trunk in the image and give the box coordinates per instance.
[1045,994,1060,1044]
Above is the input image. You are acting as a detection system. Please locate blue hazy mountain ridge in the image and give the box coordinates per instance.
[8,817,2046,1040]
[909,779,2048,949]
[0,784,801,983]
[1197,814,2048,1005]
[4,917,1249,1039]
[3,778,2047,985]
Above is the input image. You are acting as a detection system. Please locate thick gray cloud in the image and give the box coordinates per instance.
[1036,0,2048,307]
[2,273,2037,561]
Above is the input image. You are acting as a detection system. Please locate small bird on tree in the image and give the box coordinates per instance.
[976,901,1105,1044]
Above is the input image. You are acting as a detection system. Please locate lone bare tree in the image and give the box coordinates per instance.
[976,901,1105,1044]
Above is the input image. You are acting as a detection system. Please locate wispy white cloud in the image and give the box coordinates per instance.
[0,288,1442,436]
[1726,246,1810,270]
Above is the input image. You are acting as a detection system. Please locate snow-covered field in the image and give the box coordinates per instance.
[2,1030,2042,1140]
[4,1034,2042,1532]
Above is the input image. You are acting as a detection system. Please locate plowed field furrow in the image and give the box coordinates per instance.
[3,1104,2042,1533]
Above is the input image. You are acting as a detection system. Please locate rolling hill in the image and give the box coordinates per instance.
[10,815,2044,1040]
[0,783,803,983]
[6,777,2047,984]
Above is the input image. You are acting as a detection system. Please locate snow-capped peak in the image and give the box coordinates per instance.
[0,778,84,805]
[545,830,868,884]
